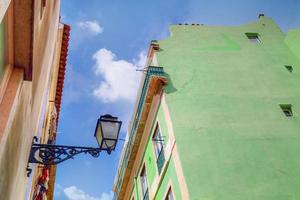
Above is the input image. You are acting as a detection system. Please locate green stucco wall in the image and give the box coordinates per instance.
[156,17,300,199]
[132,105,181,200]
[157,104,169,145]
[285,29,300,59]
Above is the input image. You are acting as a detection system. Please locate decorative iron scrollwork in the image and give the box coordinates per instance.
[26,137,103,177]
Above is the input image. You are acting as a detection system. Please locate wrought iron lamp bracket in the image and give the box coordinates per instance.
[26,137,109,177]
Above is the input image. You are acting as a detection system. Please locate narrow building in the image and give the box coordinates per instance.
[113,15,300,200]
[0,0,69,199]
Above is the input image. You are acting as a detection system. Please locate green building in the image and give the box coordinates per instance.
[113,15,300,200]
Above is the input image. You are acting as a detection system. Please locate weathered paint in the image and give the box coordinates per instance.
[156,17,300,199]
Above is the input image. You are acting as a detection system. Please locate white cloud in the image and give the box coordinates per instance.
[64,186,99,200]
[54,183,63,197]
[99,191,114,200]
[92,48,146,103]
[133,50,147,68]
[77,20,103,35]
[64,186,113,200]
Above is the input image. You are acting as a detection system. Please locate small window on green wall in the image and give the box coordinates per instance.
[165,187,175,200]
[152,123,165,174]
[245,33,261,43]
[140,165,149,200]
[152,124,164,158]
[280,104,293,117]
[285,65,293,73]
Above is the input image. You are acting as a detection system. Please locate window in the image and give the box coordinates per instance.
[152,123,165,174]
[165,188,175,200]
[280,104,293,117]
[152,124,164,158]
[285,65,293,73]
[245,33,261,43]
[140,166,149,200]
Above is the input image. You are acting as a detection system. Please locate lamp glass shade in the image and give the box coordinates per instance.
[94,114,122,152]
[101,120,120,139]
[95,122,103,148]
[101,139,116,150]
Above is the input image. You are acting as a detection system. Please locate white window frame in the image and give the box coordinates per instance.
[139,164,149,200]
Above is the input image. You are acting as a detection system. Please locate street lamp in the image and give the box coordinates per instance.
[26,114,122,177]
[94,114,122,153]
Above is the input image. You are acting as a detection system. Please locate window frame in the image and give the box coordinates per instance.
[139,164,149,200]
[285,65,293,73]
[152,121,166,174]
[279,104,293,117]
[130,186,135,200]
[152,122,164,159]
[245,32,261,43]
[163,185,176,200]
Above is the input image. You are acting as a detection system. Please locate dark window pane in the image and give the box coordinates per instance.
[245,33,261,43]
[152,124,164,158]
[280,104,293,117]
[285,65,293,72]
[152,124,165,173]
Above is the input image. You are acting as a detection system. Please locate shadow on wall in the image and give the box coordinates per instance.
[164,72,177,94]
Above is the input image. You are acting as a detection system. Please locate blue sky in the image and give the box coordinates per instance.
[55,1,300,199]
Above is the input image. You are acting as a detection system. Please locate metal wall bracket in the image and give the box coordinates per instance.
[26,137,102,177]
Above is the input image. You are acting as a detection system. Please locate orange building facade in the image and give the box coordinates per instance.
[0,0,69,199]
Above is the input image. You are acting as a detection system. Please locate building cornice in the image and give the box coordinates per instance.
[54,24,70,124]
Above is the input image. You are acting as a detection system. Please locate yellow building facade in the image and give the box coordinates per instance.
[0,0,69,199]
